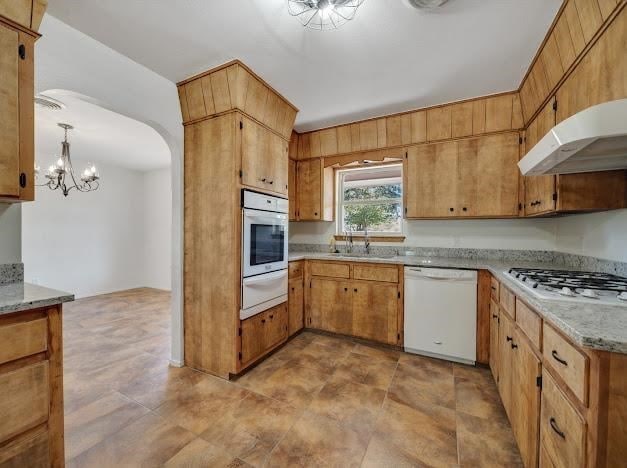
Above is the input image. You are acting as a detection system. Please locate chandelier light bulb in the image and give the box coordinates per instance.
[56,157,64,168]
[48,165,55,174]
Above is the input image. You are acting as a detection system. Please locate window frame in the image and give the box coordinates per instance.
[335,163,404,237]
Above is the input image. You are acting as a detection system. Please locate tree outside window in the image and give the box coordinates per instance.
[337,164,403,235]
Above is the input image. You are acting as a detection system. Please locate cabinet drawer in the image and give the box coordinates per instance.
[0,318,47,365]
[288,261,303,279]
[310,261,350,279]
[499,286,516,319]
[540,370,586,468]
[543,324,588,405]
[0,428,50,467]
[516,299,542,350]
[0,361,49,443]
[353,264,398,283]
[490,276,500,301]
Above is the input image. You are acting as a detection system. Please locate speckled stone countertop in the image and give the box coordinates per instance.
[288,252,627,355]
[0,282,74,315]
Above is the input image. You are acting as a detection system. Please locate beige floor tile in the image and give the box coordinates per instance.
[164,438,251,467]
[266,411,369,467]
[199,392,301,466]
[362,398,458,467]
[68,412,195,467]
[454,368,507,421]
[283,340,354,373]
[64,391,150,460]
[352,343,401,362]
[308,376,386,443]
[332,352,398,391]
[457,411,523,467]
[388,355,456,410]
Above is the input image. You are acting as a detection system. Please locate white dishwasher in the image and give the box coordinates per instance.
[404,267,477,364]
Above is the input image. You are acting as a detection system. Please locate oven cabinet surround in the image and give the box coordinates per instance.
[179,60,297,378]
[0,13,40,203]
[304,260,404,346]
[0,305,64,467]
[489,276,627,468]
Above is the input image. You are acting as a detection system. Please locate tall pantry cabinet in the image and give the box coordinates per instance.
[178,60,297,378]
[0,1,46,202]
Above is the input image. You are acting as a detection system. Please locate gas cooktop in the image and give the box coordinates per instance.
[504,268,627,306]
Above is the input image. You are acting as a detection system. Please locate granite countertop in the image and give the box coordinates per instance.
[0,283,74,315]
[288,252,627,355]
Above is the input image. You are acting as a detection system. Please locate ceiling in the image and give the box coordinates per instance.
[36,90,171,171]
[46,0,561,132]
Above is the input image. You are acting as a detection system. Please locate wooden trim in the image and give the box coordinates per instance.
[0,15,40,38]
[177,59,299,112]
[476,270,491,366]
[333,235,405,243]
[47,306,64,468]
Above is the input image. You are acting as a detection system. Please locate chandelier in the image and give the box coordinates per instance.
[287,0,366,30]
[36,123,100,197]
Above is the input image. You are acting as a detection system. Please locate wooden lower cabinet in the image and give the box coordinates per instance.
[352,281,399,345]
[489,299,500,381]
[288,278,303,336]
[0,306,64,468]
[240,302,288,368]
[540,370,586,468]
[306,262,402,346]
[498,311,515,419]
[511,329,542,468]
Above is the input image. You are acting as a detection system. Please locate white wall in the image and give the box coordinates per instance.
[555,209,627,263]
[22,163,172,298]
[0,204,21,264]
[143,168,172,290]
[290,217,558,251]
[23,162,146,298]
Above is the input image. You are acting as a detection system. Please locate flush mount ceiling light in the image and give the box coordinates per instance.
[287,0,366,30]
[403,0,449,9]
[35,123,100,197]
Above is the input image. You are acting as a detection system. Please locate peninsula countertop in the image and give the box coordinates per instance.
[0,282,74,315]
[288,252,627,355]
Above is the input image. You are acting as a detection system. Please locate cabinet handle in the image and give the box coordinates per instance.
[19,173,26,188]
[492,314,498,319]
[18,44,26,60]
[506,336,513,342]
[491,286,496,291]
[511,342,518,349]
[260,178,267,182]
[549,417,566,439]
[551,350,568,366]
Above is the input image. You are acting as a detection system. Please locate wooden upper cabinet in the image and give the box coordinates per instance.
[240,116,288,196]
[295,158,333,221]
[485,94,514,133]
[405,141,458,218]
[0,0,47,32]
[451,102,473,138]
[177,61,297,140]
[0,21,35,202]
[426,106,452,141]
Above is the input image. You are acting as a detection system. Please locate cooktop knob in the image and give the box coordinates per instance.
[618,292,627,302]
[581,289,599,299]
[559,287,576,297]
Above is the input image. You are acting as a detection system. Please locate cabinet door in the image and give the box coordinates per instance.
[0,23,20,198]
[352,282,398,345]
[511,329,541,468]
[498,312,514,419]
[456,137,478,217]
[405,141,458,218]
[288,159,297,221]
[308,278,351,334]
[296,158,322,220]
[475,133,520,217]
[241,116,288,196]
[241,312,267,366]
[525,100,556,215]
[264,303,288,349]
[288,278,303,336]
[489,299,500,381]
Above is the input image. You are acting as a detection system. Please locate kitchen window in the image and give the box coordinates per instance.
[336,164,403,236]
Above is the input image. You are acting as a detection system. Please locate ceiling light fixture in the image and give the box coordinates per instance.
[287,0,366,30]
[36,123,100,197]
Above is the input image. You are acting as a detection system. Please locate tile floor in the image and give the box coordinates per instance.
[63,288,522,467]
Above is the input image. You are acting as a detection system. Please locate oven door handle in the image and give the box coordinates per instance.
[243,270,287,286]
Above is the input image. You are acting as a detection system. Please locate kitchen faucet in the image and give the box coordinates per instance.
[345,227,353,254]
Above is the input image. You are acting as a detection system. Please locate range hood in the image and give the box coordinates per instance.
[518,99,627,176]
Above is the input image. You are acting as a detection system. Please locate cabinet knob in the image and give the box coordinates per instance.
[269,180,274,185]
[506,336,513,342]
[269,314,274,319]
[511,343,518,349]
[261,319,266,324]
[314,212,318,216]
[344,287,348,291]
[353,288,358,292]
[492,314,498,319]
[462,207,467,212]
[449,208,454,212]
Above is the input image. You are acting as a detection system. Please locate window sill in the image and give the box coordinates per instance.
[334,235,405,243]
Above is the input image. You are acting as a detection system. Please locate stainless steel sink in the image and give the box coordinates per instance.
[330,252,396,259]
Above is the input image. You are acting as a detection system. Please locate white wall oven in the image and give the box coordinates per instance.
[241,190,288,319]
